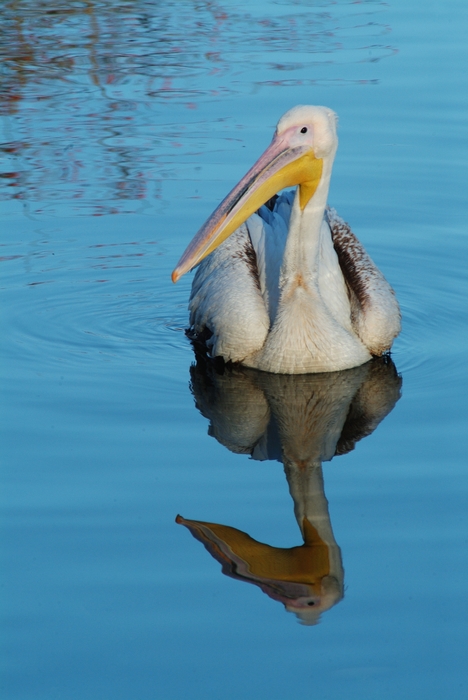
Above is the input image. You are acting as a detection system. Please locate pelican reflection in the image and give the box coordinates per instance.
[178,356,401,624]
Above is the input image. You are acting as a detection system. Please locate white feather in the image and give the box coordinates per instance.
[186,106,400,374]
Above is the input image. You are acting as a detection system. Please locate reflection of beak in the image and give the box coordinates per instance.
[172,133,323,282]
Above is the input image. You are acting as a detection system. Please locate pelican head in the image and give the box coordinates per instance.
[172,106,338,282]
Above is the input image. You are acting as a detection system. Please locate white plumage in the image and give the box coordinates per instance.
[173,106,401,374]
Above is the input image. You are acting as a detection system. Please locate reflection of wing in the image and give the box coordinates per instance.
[190,356,402,464]
[335,356,402,456]
[189,358,269,455]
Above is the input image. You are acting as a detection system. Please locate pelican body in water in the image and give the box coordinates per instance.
[172,106,400,374]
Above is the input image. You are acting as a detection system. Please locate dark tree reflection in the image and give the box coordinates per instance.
[0,1,395,216]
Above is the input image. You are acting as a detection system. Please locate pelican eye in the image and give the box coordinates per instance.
[307,601,315,606]
[300,127,308,134]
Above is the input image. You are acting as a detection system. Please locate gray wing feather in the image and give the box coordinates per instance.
[327,207,401,355]
[189,224,269,363]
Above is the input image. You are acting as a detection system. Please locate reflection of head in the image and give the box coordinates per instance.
[183,356,401,624]
[285,574,343,626]
[176,515,343,624]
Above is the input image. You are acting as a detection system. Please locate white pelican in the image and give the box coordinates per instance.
[172,105,400,374]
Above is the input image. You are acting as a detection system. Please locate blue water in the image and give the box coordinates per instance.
[1,1,467,698]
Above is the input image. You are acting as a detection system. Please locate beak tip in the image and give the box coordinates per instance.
[171,269,179,283]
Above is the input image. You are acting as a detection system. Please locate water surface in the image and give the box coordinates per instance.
[1,1,467,698]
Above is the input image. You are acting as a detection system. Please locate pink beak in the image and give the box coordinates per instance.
[172,128,316,283]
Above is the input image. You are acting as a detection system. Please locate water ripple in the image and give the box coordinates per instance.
[2,235,190,377]
[381,238,468,395]
[2,225,466,394]
[0,0,396,216]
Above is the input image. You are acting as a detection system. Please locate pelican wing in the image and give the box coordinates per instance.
[189,223,269,363]
[327,208,401,355]
[188,192,295,363]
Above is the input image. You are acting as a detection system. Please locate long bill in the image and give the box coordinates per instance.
[171,133,323,283]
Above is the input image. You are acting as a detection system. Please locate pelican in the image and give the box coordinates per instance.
[172,105,400,374]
